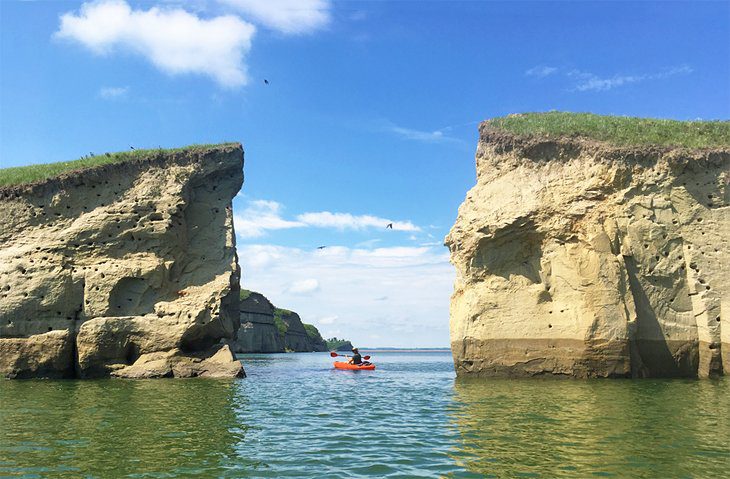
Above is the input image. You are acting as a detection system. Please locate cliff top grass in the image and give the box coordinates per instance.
[0,143,238,188]
[303,323,323,341]
[487,112,730,149]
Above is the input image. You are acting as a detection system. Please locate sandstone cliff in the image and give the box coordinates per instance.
[233,290,328,353]
[446,120,729,378]
[0,144,245,378]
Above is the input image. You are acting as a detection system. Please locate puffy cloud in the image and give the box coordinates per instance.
[296,211,421,232]
[286,278,320,295]
[56,0,255,87]
[234,199,421,238]
[238,244,453,347]
[218,0,331,34]
[234,200,304,238]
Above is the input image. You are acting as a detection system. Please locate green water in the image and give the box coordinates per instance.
[0,352,728,478]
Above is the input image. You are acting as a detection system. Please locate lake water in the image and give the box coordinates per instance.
[1,351,728,478]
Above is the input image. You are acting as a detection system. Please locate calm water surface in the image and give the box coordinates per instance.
[1,351,728,478]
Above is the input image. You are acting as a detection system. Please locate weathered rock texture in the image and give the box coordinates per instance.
[281,310,325,352]
[446,125,729,378]
[0,145,245,378]
[234,292,284,353]
[233,291,327,353]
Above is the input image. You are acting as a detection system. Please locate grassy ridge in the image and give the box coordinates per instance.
[0,143,237,188]
[488,112,730,149]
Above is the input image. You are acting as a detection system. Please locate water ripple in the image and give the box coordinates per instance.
[1,352,728,478]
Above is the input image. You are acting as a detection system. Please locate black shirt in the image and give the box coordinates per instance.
[352,353,362,365]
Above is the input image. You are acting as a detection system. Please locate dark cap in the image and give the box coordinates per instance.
[352,348,359,353]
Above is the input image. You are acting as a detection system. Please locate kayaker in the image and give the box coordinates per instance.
[348,348,363,365]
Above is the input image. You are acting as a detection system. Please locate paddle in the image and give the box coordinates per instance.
[330,351,371,360]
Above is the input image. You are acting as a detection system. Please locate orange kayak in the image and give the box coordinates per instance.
[333,361,376,371]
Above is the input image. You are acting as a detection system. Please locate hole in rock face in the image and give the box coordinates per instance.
[48,327,52,332]
[718,317,722,323]
[548,324,552,328]
[706,286,711,290]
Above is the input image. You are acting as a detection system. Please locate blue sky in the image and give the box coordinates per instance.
[1,1,728,347]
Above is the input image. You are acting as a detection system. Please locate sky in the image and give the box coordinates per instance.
[1,0,728,347]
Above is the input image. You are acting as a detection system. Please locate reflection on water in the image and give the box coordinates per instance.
[449,378,730,478]
[0,380,245,477]
[1,353,728,478]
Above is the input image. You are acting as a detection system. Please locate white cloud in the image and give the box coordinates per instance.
[55,0,255,87]
[286,278,320,294]
[234,200,304,238]
[385,122,458,143]
[218,0,331,34]
[525,65,558,77]
[238,244,453,347]
[318,315,338,325]
[98,86,128,99]
[297,211,421,232]
[569,65,693,92]
[234,199,421,238]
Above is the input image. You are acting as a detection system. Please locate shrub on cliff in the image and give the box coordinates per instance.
[326,338,353,351]
[303,324,323,341]
[273,308,291,337]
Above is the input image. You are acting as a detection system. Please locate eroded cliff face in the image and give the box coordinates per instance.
[446,126,729,378]
[234,292,283,353]
[0,145,245,378]
[233,291,327,353]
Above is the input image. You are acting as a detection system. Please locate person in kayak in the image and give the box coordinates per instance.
[348,348,362,365]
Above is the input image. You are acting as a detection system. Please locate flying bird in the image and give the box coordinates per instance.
[264,79,269,85]
[130,146,135,150]
[317,246,327,250]
[386,223,393,229]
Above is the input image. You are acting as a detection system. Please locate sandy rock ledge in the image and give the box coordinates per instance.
[446,126,729,378]
[0,144,245,379]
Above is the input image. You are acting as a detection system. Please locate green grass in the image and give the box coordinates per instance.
[303,323,323,341]
[326,337,352,350]
[273,308,292,337]
[0,143,237,188]
[487,112,730,149]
